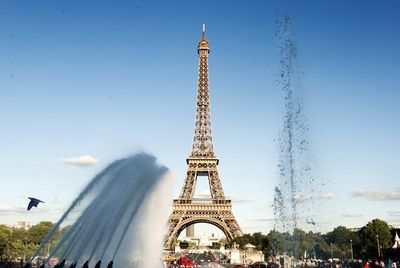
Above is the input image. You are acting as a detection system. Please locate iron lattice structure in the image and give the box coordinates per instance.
[165,25,243,249]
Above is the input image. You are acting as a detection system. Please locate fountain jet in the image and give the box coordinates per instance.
[29,153,173,267]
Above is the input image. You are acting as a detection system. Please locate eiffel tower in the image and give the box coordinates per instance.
[165,24,243,249]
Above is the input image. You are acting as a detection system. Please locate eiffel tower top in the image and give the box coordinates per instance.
[190,24,215,158]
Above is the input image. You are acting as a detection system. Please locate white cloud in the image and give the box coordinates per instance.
[60,155,98,167]
[293,195,312,204]
[320,193,335,200]
[352,190,400,201]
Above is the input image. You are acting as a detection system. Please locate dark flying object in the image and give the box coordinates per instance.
[27,197,44,211]
[306,219,316,225]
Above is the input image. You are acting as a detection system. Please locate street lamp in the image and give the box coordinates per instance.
[350,239,353,260]
[23,237,28,263]
[376,235,381,258]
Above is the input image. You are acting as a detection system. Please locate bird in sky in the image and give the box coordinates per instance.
[27,197,44,211]
[306,219,316,225]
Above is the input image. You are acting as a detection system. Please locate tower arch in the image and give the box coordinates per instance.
[175,218,232,242]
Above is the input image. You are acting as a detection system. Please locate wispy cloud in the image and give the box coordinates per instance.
[194,192,211,198]
[276,193,334,205]
[0,205,25,214]
[244,218,276,222]
[194,192,255,203]
[60,155,98,167]
[228,194,255,203]
[387,211,400,216]
[352,190,400,201]
[0,205,49,215]
[387,211,400,223]
[320,193,335,200]
[342,214,363,218]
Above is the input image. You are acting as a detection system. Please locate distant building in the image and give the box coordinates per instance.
[13,221,32,230]
[186,225,195,238]
[177,232,224,248]
[390,224,400,230]
[198,233,220,247]
[243,243,264,264]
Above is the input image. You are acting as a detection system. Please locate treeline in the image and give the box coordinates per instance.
[231,219,395,260]
[0,221,62,261]
[0,218,396,261]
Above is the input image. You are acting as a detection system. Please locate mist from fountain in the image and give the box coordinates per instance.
[273,14,315,260]
[29,152,173,268]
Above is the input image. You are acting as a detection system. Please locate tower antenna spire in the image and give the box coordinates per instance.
[202,23,206,39]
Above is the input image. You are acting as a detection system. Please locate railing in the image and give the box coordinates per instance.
[173,198,231,205]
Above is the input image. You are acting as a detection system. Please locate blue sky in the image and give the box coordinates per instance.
[0,0,399,235]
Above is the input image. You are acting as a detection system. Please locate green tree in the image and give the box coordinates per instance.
[231,232,271,258]
[314,242,329,260]
[325,226,356,259]
[308,232,329,259]
[28,221,54,245]
[300,230,317,259]
[0,225,12,256]
[268,230,284,256]
[231,233,253,248]
[9,228,29,260]
[9,240,25,259]
[260,236,271,258]
[11,227,28,242]
[361,219,391,259]
[326,226,352,246]
[252,232,265,251]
